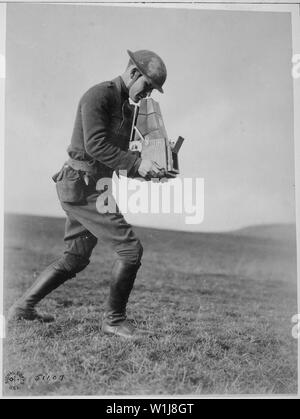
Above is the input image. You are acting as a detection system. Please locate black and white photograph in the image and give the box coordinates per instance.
[0,1,299,399]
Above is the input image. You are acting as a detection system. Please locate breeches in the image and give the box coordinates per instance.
[52,188,143,279]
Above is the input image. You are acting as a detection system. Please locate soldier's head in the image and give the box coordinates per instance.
[122,50,167,103]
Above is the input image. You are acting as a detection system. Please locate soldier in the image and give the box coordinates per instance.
[8,50,167,339]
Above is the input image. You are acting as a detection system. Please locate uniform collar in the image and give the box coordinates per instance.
[112,76,129,101]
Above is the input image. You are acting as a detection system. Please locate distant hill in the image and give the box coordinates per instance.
[232,223,296,243]
[4,213,297,244]
[4,213,297,283]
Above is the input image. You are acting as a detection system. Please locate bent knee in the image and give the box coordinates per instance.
[50,254,90,279]
[116,239,143,265]
[53,233,97,278]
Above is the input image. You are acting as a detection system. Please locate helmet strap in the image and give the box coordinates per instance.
[128,69,142,90]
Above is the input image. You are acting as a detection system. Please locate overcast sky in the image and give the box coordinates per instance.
[4,4,296,231]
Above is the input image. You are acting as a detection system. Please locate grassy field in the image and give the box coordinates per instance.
[3,214,298,396]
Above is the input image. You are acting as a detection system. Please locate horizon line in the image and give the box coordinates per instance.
[4,211,296,236]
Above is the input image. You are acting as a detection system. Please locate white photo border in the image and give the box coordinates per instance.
[0,1,299,399]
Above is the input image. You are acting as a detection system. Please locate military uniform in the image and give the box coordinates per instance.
[53,76,143,269]
[10,76,144,327]
[10,49,168,337]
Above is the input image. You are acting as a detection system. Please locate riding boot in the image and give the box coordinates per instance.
[8,264,72,323]
[102,259,140,338]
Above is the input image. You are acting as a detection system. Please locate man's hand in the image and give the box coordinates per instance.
[138,159,165,179]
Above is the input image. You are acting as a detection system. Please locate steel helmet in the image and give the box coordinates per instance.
[127,49,167,93]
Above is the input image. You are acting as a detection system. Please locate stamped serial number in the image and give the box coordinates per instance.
[5,371,65,391]
[33,374,65,383]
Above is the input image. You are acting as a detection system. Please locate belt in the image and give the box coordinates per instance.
[66,158,98,175]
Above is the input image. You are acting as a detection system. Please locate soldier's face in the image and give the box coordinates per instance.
[129,75,153,103]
